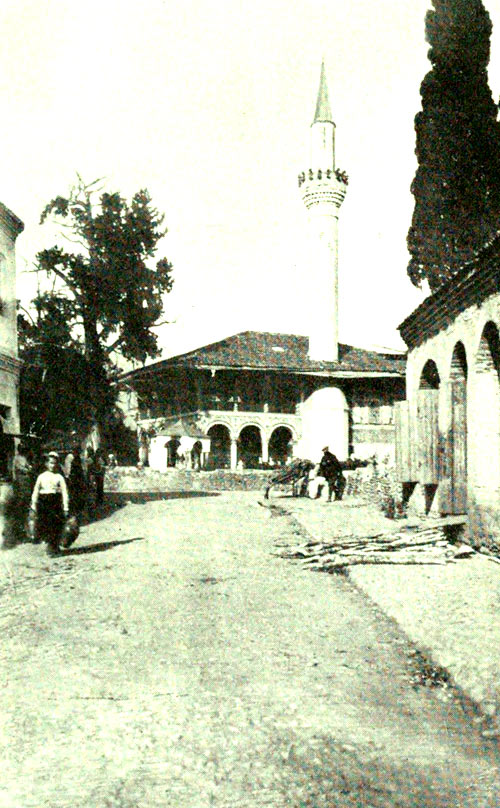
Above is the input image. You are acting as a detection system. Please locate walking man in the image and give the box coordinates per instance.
[317,446,345,502]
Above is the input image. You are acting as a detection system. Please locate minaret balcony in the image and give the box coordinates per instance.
[299,168,348,211]
[298,167,349,188]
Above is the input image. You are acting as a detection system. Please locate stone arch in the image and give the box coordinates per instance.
[445,341,468,513]
[470,321,500,513]
[416,358,441,511]
[205,419,235,439]
[166,438,180,468]
[206,423,231,469]
[268,426,294,466]
[419,358,440,390]
[237,424,262,469]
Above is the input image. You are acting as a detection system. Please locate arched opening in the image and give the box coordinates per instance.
[447,342,468,514]
[419,359,440,390]
[299,386,348,460]
[471,322,500,511]
[207,424,231,469]
[191,440,202,471]
[238,425,262,469]
[268,426,293,467]
[417,359,441,512]
[166,438,180,468]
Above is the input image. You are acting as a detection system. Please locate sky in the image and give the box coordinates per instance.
[3,0,500,359]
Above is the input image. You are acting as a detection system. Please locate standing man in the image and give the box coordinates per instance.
[92,450,107,507]
[317,446,344,503]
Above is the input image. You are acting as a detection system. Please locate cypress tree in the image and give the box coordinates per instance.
[407,0,500,290]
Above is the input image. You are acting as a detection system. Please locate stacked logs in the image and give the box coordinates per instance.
[276,525,474,571]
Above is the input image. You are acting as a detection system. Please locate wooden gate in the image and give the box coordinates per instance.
[439,380,467,514]
[395,400,416,483]
[416,389,439,485]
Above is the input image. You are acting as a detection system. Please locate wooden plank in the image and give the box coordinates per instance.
[451,378,468,513]
[394,400,416,482]
[416,389,439,484]
[439,381,454,514]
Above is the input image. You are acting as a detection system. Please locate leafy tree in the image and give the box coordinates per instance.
[21,178,173,440]
[18,295,102,440]
[407,0,500,290]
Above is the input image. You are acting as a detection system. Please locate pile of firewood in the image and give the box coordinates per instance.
[276,525,474,570]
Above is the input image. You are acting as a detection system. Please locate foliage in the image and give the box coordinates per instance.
[344,456,407,518]
[20,178,173,443]
[407,0,500,291]
[18,296,112,440]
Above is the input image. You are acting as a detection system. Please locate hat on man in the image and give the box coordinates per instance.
[46,451,60,460]
[322,446,329,452]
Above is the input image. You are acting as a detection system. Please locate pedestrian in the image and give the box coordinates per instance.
[13,444,33,507]
[91,449,106,506]
[63,449,75,480]
[317,446,345,502]
[30,451,69,556]
[67,448,86,515]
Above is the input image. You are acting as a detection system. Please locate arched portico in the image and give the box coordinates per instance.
[470,322,500,511]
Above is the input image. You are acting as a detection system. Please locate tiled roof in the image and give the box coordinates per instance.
[121,331,406,379]
[153,417,208,438]
[399,260,500,351]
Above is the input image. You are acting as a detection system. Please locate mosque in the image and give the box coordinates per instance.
[120,65,406,471]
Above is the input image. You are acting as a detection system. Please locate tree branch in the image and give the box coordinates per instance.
[43,264,80,296]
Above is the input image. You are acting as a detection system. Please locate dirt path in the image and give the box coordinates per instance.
[1,491,499,807]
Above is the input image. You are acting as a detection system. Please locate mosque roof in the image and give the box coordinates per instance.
[121,331,406,381]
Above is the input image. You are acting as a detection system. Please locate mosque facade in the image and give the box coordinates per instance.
[119,66,406,471]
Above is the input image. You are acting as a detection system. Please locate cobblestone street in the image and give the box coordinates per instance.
[1,491,500,807]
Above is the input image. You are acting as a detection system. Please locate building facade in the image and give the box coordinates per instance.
[119,66,406,470]
[0,202,23,477]
[120,332,404,471]
[397,255,500,542]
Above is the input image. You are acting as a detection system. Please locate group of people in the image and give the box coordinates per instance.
[14,445,108,556]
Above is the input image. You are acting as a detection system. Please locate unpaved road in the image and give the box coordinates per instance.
[1,491,499,807]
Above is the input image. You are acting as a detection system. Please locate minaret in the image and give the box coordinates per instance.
[298,62,348,362]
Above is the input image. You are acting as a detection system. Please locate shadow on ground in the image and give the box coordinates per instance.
[3,491,220,550]
[80,490,220,526]
[63,536,146,556]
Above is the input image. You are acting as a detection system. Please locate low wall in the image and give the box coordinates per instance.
[105,464,401,513]
[105,467,272,493]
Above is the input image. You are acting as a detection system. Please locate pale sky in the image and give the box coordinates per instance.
[3,0,500,358]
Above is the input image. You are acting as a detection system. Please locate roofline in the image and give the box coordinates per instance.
[398,261,500,350]
[120,363,404,381]
[0,202,24,237]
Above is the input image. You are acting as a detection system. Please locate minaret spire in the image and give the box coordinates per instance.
[314,60,333,123]
[309,61,336,170]
[298,62,348,363]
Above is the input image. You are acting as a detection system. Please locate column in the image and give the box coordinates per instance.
[230,438,238,470]
[261,431,269,464]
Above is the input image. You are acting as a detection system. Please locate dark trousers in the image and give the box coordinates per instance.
[326,473,346,501]
[94,474,104,505]
[37,494,64,553]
